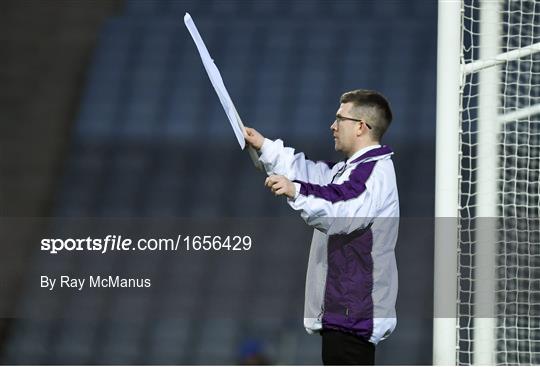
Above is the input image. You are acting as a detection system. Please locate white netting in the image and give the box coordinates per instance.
[459,0,540,365]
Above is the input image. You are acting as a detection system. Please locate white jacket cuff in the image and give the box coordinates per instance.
[292,182,301,200]
[259,138,274,157]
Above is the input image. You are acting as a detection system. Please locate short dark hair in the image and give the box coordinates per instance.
[340,89,393,140]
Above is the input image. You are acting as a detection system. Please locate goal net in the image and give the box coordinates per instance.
[436,0,540,365]
[460,0,539,365]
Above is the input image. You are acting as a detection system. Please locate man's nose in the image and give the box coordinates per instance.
[330,121,337,130]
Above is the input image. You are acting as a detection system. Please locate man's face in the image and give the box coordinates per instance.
[330,102,360,155]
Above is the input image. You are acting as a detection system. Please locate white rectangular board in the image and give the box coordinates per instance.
[184,13,261,169]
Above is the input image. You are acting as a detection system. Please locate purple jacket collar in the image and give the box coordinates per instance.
[349,145,393,164]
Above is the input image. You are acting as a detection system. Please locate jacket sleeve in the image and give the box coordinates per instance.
[258,138,335,184]
[287,161,381,235]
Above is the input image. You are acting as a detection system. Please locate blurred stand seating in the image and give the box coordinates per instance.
[1,0,436,364]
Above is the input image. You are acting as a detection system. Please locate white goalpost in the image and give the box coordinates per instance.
[435,0,540,365]
[434,0,461,364]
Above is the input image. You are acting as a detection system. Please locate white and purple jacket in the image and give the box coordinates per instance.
[259,139,399,345]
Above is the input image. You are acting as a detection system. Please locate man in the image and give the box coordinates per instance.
[244,90,399,365]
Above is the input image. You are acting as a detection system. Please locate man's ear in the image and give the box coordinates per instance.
[356,123,363,137]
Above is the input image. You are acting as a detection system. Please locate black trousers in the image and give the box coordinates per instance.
[321,329,375,365]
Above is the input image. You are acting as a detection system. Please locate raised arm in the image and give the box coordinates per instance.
[245,127,335,184]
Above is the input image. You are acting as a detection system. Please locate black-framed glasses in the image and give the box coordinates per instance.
[335,114,372,130]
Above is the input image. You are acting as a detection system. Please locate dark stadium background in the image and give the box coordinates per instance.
[0,0,437,364]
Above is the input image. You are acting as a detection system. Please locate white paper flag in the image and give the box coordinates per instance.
[184,13,262,168]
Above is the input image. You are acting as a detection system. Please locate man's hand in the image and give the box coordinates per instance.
[244,127,265,150]
[265,175,296,199]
